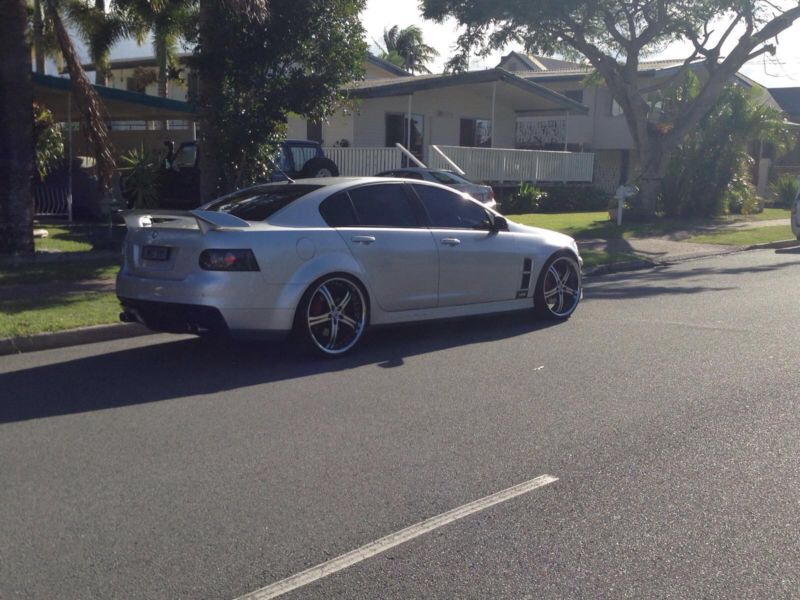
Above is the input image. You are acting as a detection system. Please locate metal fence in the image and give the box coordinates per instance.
[34,182,70,218]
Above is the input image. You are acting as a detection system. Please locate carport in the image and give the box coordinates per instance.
[32,73,197,219]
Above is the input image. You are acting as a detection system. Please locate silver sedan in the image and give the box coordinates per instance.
[117,177,582,356]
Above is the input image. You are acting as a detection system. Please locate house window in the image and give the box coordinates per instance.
[459,118,492,147]
[611,98,624,116]
[564,89,584,104]
[386,113,424,158]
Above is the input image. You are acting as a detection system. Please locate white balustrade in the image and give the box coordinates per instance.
[428,145,594,183]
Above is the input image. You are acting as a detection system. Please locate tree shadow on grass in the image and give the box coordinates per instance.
[0,312,561,424]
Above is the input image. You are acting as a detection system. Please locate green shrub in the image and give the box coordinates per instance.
[502,183,612,214]
[660,79,791,218]
[537,185,612,213]
[725,172,759,215]
[769,174,799,207]
[119,147,160,209]
[503,182,547,214]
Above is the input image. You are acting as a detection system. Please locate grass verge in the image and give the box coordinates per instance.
[685,225,795,246]
[0,258,120,285]
[509,208,791,240]
[0,292,120,338]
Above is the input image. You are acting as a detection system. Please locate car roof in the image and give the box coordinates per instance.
[378,168,456,174]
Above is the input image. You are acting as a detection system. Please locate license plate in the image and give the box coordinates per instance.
[142,245,171,261]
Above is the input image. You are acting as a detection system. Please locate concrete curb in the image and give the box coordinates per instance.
[0,323,152,357]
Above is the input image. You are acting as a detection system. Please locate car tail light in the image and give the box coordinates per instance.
[199,249,260,271]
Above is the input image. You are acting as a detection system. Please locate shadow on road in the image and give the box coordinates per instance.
[584,250,800,300]
[0,313,559,424]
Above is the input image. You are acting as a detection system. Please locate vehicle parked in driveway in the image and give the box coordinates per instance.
[376,167,496,208]
[121,139,339,210]
[117,177,581,356]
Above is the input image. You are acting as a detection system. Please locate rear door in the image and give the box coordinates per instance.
[412,184,522,306]
[324,183,439,312]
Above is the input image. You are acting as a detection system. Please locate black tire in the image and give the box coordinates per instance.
[300,157,339,178]
[533,251,582,320]
[294,274,369,357]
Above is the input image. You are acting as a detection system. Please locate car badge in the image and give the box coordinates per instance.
[149,231,158,241]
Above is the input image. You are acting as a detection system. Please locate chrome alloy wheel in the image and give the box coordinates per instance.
[541,256,581,318]
[306,277,366,355]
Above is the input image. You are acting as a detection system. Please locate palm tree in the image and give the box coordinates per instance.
[0,0,35,255]
[44,0,115,188]
[65,0,131,86]
[119,0,196,98]
[380,25,438,74]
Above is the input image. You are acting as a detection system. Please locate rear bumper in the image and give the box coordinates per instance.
[116,269,303,336]
[119,298,291,340]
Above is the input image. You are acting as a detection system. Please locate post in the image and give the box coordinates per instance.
[406,95,412,155]
[67,92,73,223]
[490,82,496,149]
[192,120,197,141]
[563,111,569,152]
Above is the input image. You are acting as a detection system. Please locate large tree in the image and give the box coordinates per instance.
[197,0,367,199]
[380,25,439,74]
[65,0,130,86]
[0,0,35,255]
[120,0,196,98]
[423,0,800,216]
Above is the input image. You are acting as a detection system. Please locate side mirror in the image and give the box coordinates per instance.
[490,215,508,232]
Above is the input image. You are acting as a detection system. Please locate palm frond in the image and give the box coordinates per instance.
[45,0,115,187]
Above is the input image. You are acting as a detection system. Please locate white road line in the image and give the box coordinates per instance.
[235,474,558,600]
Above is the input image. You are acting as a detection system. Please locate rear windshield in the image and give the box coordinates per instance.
[204,185,322,221]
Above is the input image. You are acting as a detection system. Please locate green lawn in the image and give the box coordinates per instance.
[0,256,121,338]
[0,292,120,338]
[686,224,795,246]
[35,224,125,253]
[508,208,791,240]
[0,258,120,285]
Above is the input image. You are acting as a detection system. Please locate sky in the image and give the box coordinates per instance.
[81,0,800,88]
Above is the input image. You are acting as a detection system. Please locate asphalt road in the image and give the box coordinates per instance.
[2,248,799,599]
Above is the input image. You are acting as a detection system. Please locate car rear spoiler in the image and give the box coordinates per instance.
[121,210,251,234]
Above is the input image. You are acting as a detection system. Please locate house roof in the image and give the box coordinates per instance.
[365,54,411,77]
[33,72,196,120]
[767,87,800,116]
[345,68,589,113]
[78,53,193,72]
[499,51,583,72]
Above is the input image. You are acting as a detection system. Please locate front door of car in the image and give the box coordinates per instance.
[332,183,439,312]
[412,184,522,306]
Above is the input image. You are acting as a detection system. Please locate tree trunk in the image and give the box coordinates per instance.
[156,36,169,130]
[33,0,46,73]
[198,0,225,201]
[0,0,35,256]
[634,137,670,217]
[95,53,109,86]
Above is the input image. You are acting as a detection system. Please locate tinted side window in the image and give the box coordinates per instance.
[349,184,420,228]
[319,192,357,227]
[413,185,491,230]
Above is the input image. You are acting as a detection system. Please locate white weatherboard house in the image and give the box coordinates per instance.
[495,51,787,193]
[286,59,594,186]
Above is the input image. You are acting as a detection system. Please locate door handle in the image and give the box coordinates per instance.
[351,235,376,244]
[441,238,461,246]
